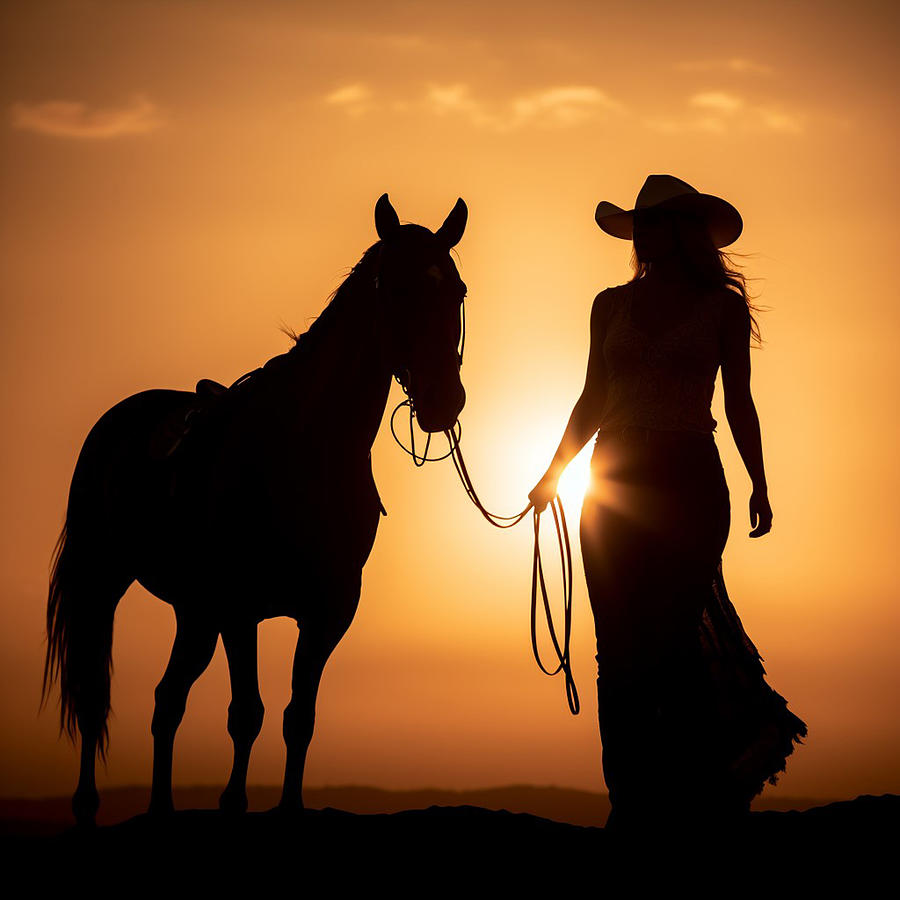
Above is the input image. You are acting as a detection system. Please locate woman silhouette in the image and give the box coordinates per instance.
[528,175,806,833]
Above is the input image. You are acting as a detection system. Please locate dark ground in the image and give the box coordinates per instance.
[1,791,896,889]
[0,783,851,833]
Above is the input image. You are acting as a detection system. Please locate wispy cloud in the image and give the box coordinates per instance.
[755,105,804,134]
[423,83,495,127]
[675,58,773,75]
[690,91,745,114]
[645,91,805,135]
[424,83,624,130]
[10,94,164,139]
[510,86,623,127]
[326,82,626,131]
[323,83,374,116]
[322,80,806,137]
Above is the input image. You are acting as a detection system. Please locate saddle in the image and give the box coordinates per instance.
[147,375,389,516]
[148,378,237,462]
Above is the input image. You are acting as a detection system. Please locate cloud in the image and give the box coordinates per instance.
[323,80,805,137]
[422,83,624,131]
[326,82,625,131]
[323,83,374,116]
[9,94,164,139]
[675,58,773,75]
[690,91,744,114]
[755,106,804,134]
[510,86,623,127]
[423,83,500,128]
[325,83,371,105]
[640,88,805,135]
[643,99,805,135]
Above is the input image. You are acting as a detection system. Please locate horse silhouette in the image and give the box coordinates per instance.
[42,194,469,825]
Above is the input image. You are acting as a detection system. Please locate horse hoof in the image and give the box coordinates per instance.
[276,798,305,817]
[72,788,99,827]
[148,798,175,817]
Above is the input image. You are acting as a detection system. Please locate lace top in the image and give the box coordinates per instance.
[595,282,724,434]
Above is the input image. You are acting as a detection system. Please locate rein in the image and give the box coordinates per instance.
[388,348,580,716]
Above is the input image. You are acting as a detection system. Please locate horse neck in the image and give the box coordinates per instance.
[273,279,393,455]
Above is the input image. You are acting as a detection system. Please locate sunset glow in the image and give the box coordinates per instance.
[2,0,898,807]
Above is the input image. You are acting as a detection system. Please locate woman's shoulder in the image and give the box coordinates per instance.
[596,281,633,296]
[591,284,629,330]
[593,282,632,306]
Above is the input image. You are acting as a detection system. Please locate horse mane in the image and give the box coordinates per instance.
[283,240,383,360]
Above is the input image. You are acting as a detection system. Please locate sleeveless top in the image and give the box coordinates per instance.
[595,282,724,434]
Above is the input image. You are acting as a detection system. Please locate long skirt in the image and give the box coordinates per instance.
[579,428,807,832]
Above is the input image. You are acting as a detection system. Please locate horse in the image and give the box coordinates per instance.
[42,193,469,825]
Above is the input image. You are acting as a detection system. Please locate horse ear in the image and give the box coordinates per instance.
[435,198,468,249]
[375,193,401,239]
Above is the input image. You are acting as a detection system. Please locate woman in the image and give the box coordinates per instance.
[528,175,806,833]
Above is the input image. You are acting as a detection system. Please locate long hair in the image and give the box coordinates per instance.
[629,209,764,348]
[42,520,118,763]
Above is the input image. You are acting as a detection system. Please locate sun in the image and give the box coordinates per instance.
[554,443,596,519]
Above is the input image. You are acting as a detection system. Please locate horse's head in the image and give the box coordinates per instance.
[373,193,468,433]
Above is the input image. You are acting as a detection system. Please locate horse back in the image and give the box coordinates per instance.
[67,389,201,525]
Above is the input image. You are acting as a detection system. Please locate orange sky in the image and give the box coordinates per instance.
[2,0,898,802]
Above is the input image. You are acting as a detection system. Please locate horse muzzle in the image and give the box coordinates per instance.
[412,380,466,433]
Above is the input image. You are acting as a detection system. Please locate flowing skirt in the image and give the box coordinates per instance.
[579,428,807,831]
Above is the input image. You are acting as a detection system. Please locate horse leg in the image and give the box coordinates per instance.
[149,611,219,815]
[73,725,101,826]
[279,601,358,812]
[219,623,264,814]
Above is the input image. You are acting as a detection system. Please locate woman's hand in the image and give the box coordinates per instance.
[749,487,773,537]
[529,473,560,515]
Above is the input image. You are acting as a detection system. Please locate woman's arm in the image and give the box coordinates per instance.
[720,291,773,537]
[528,291,611,512]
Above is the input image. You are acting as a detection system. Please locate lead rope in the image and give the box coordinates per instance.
[445,425,580,715]
[388,356,580,714]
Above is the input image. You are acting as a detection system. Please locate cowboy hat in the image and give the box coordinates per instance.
[595,174,743,248]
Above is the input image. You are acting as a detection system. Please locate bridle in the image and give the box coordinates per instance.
[377,269,580,716]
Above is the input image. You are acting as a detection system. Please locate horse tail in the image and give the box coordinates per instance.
[42,391,178,765]
[42,518,121,762]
